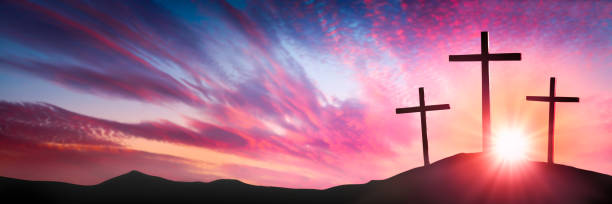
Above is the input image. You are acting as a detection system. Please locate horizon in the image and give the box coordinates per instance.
[3,151,610,189]
[7,151,609,187]
[0,0,610,189]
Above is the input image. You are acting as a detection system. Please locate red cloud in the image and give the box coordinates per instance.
[0,101,246,149]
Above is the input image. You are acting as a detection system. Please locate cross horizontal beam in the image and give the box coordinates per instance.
[396,104,450,114]
[449,53,521,61]
[526,96,579,102]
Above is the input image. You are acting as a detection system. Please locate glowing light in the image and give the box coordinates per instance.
[493,129,529,162]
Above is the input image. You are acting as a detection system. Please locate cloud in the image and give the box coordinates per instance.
[0,100,397,188]
[0,101,119,146]
[0,101,247,149]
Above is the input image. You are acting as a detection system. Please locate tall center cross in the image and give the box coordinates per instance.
[449,31,521,153]
[396,87,450,166]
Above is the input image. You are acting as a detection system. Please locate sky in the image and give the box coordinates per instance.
[0,0,610,189]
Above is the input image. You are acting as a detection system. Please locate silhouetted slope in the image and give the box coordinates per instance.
[1,153,611,203]
[350,153,612,203]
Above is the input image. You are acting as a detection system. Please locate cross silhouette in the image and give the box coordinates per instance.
[449,31,521,153]
[526,77,579,164]
[396,87,450,166]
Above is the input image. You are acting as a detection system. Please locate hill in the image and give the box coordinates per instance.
[1,153,611,203]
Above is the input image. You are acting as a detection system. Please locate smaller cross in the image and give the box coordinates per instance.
[396,87,450,166]
[526,77,579,164]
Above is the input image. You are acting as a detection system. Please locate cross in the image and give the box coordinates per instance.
[396,87,450,166]
[526,77,579,164]
[449,31,521,153]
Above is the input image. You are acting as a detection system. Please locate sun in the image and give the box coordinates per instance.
[493,129,529,162]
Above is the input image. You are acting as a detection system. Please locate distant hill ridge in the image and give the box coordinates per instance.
[2,153,611,204]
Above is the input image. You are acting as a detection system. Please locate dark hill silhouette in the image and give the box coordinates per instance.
[2,153,611,203]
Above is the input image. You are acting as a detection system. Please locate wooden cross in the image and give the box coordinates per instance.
[449,31,521,153]
[526,77,579,164]
[396,87,450,166]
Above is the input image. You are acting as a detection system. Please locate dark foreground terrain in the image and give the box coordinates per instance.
[2,153,611,203]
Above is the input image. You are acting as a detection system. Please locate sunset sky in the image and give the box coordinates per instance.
[0,0,610,189]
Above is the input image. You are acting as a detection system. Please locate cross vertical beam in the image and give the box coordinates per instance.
[547,77,555,164]
[449,31,521,153]
[480,32,491,153]
[526,77,579,164]
[419,88,430,166]
[396,87,450,167]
